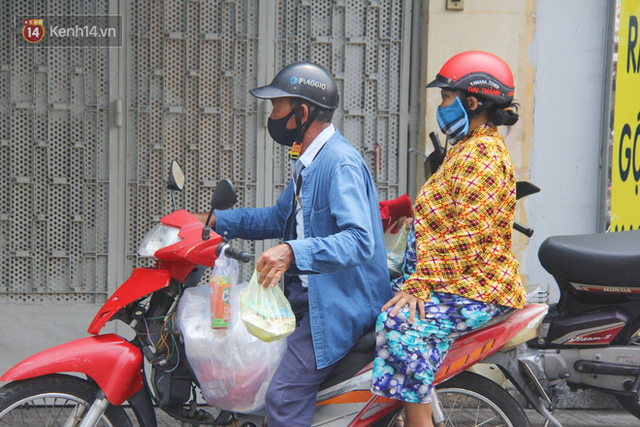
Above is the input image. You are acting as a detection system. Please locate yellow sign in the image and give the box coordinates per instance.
[611,0,640,231]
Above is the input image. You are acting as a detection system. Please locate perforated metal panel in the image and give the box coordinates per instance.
[124,0,261,281]
[2,0,412,298]
[125,0,411,283]
[1,1,112,304]
[270,0,410,203]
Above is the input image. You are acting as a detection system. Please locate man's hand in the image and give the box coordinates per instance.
[193,212,216,229]
[381,290,426,324]
[256,243,295,288]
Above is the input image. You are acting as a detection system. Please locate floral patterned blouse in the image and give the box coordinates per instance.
[400,124,526,309]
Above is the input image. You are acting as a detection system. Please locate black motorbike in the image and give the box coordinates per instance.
[518,228,640,419]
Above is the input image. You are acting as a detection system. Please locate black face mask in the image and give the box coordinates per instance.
[268,109,298,146]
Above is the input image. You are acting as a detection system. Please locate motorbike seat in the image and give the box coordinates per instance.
[319,325,376,390]
[538,229,640,288]
[318,308,516,391]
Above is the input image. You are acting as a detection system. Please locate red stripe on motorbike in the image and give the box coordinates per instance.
[436,338,496,379]
[577,284,640,294]
[434,304,548,383]
[562,325,625,346]
[483,339,495,352]
[345,396,401,427]
[316,390,383,406]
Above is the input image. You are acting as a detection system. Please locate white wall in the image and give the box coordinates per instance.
[524,0,611,300]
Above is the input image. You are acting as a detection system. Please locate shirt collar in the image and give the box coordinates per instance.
[291,124,335,176]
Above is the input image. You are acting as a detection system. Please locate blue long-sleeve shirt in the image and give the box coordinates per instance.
[214,130,391,369]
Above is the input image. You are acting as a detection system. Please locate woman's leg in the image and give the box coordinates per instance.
[403,402,433,427]
[371,293,511,426]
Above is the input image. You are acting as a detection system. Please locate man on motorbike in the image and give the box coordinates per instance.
[197,62,392,427]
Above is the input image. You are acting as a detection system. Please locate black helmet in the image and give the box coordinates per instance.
[250,62,339,110]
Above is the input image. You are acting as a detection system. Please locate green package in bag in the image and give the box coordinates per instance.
[240,270,295,342]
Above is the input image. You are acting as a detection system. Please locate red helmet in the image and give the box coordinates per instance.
[427,51,515,105]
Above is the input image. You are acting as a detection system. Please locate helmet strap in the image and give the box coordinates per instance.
[289,99,321,160]
[457,90,493,119]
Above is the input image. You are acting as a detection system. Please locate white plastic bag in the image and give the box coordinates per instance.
[177,282,286,414]
[384,221,409,277]
[240,270,296,342]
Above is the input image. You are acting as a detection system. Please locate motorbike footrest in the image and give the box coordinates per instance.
[574,360,640,376]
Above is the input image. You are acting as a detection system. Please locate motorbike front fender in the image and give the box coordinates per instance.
[0,334,143,406]
[88,268,171,335]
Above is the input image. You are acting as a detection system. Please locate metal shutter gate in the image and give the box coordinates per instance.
[1,0,412,300]
[1,1,112,304]
[269,0,411,205]
[124,0,412,283]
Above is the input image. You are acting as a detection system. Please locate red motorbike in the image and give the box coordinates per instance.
[0,161,553,427]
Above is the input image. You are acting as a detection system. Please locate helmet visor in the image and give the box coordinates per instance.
[249,85,293,100]
[426,74,452,89]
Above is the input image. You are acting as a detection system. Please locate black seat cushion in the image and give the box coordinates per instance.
[319,326,376,390]
[538,230,640,288]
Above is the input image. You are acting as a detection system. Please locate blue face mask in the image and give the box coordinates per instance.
[436,97,469,145]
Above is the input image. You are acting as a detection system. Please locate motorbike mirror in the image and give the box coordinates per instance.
[515,181,541,200]
[210,179,237,211]
[202,179,236,240]
[168,160,185,191]
[410,132,447,182]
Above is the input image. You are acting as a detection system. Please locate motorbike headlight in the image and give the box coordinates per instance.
[138,223,182,258]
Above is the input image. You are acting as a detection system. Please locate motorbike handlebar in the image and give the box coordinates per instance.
[216,243,252,263]
[513,221,534,237]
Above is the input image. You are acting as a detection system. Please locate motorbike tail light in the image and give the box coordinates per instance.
[501,311,548,351]
[138,223,182,258]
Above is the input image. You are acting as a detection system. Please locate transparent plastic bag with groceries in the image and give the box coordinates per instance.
[177,253,294,414]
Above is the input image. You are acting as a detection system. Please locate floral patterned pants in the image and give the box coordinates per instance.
[370,292,510,404]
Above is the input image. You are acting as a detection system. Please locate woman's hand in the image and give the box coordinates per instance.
[382,290,425,324]
[395,215,414,229]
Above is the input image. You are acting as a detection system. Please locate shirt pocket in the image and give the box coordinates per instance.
[309,204,337,236]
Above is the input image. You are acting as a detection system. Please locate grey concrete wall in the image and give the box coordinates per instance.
[524,0,612,301]
[0,305,118,384]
